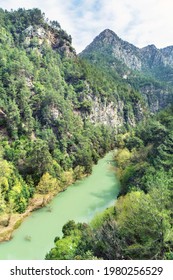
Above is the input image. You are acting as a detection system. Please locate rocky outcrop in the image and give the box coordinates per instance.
[24,25,76,57]
[89,98,125,127]
[141,84,173,112]
[80,29,173,112]
[81,29,173,74]
[160,46,173,67]
[78,96,145,130]
[81,29,142,71]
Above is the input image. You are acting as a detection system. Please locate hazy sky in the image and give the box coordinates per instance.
[1,0,173,53]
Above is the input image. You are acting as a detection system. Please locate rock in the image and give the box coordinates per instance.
[80,29,173,112]
[24,25,75,58]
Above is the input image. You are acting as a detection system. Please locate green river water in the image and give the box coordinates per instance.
[0,152,119,260]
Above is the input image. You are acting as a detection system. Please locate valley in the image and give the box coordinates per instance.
[0,8,173,260]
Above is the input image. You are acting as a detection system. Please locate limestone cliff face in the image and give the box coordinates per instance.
[140,84,173,113]
[160,46,173,67]
[81,29,173,74]
[141,45,173,70]
[80,29,173,112]
[24,25,76,57]
[89,98,125,127]
[88,97,144,129]
[82,29,142,71]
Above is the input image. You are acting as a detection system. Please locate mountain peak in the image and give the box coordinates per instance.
[96,29,121,43]
[100,29,118,37]
[79,29,122,56]
[80,28,173,74]
[80,29,141,70]
[141,44,157,52]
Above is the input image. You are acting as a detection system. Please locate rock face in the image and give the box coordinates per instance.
[81,29,142,71]
[87,97,144,129]
[80,29,173,112]
[21,25,173,128]
[141,84,173,113]
[160,46,173,67]
[24,25,76,57]
[81,29,173,74]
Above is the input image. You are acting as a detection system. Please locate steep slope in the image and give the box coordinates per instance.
[1,8,173,258]
[46,105,173,260]
[81,29,141,71]
[80,29,173,77]
[0,8,146,228]
[80,29,173,112]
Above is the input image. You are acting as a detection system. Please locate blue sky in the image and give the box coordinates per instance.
[1,0,173,53]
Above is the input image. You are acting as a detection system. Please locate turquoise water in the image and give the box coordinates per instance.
[0,152,119,259]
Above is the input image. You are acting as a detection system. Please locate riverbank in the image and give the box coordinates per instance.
[0,192,56,242]
[0,168,89,243]
[0,152,119,260]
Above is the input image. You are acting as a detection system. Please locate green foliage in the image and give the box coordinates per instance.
[125,136,144,151]
[90,206,115,229]
[0,8,120,216]
[46,234,80,260]
[45,220,84,260]
[47,107,173,260]
[0,158,30,214]
[1,8,173,261]
[0,190,6,214]
[116,190,172,259]
[36,172,59,194]
[115,148,131,168]
[62,220,76,237]
[115,108,173,195]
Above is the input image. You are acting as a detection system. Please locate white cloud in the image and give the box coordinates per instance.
[1,0,173,52]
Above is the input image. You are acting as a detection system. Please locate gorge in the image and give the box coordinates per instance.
[0,152,119,259]
[0,8,173,260]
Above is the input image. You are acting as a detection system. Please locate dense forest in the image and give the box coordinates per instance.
[46,106,173,260]
[0,8,173,260]
[0,8,117,220]
[0,8,146,221]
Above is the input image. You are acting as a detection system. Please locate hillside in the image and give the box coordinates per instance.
[0,8,147,231]
[80,29,173,112]
[0,8,173,253]
[46,105,173,260]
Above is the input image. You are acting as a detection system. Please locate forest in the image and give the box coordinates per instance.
[0,8,118,219]
[0,8,145,220]
[46,106,173,260]
[0,8,173,260]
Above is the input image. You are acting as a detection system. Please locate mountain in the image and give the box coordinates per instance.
[80,29,141,70]
[80,29,173,112]
[80,29,173,77]
[1,8,173,260]
[0,8,146,229]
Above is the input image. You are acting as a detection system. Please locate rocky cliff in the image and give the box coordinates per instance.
[81,29,173,75]
[80,29,173,112]
[1,9,171,135]
[24,25,76,57]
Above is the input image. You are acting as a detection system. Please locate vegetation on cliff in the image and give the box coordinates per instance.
[0,8,149,223]
[0,8,173,260]
[0,8,116,224]
[46,106,173,260]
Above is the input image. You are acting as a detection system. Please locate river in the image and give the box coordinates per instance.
[0,152,119,260]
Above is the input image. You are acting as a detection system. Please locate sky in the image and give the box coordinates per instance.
[1,0,173,53]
